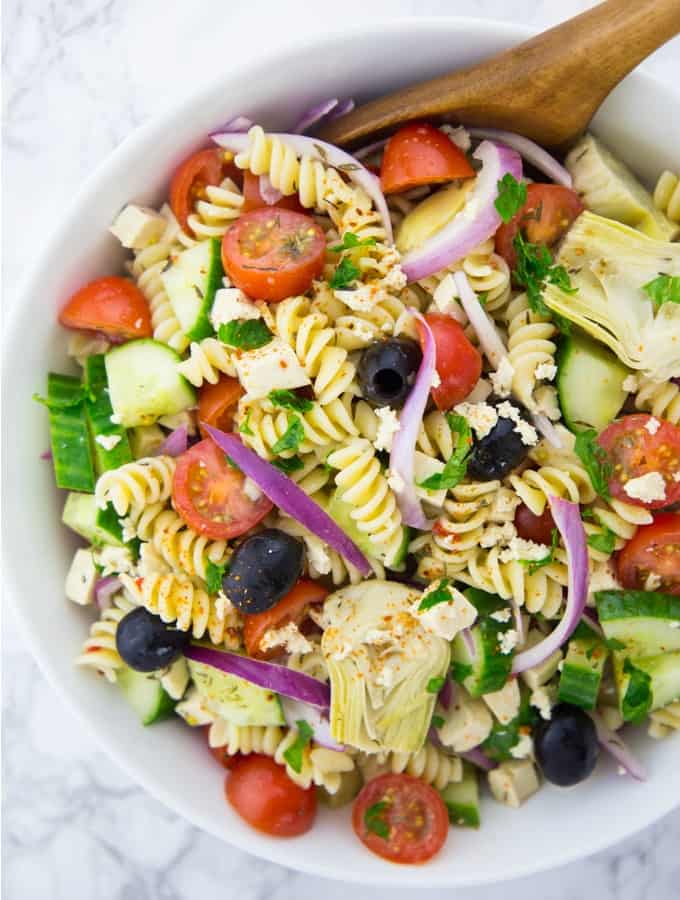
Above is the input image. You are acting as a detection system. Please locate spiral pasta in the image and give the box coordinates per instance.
[95,456,176,517]
[418,239,511,315]
[416,410,457,462]
[178,175,244,247]
[358,743,463,790]
[75,594,135,682]
[288,639,330,682]
[327,439,404,566]
[648,702,680,740]
[274,515,366,586]
[176,337,237,387]
[505,293,559,414]
[653,170,680,223]
[508,461,596,516]
[633,376,680,425]
[120,573,242,648]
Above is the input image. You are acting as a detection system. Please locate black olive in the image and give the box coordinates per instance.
[116,607,189,672]
[534,704,600,787]
[223,528,303,614]
[467,397,533,481]
[357,339,422,408]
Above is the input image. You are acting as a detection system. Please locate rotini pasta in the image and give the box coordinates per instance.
[358,743,463,790]
[176,337,237,387]
[75,594,135,682]
[648,702,680,739]
[178,175,243,246]
[653,170,680,223]
[274,515,367,586]
[418,239,511,315]
[633,375,680,426]
[95,456,176,517]
[504,292,559,416]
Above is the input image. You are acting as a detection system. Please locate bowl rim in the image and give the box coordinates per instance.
[3,14,679,887]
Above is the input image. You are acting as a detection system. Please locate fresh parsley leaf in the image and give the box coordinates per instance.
[494,174,527,224]
[451,661,473,684]
[604,637,626,652]
[418,578,453,611]
[580,507,596,520]
[586,527,616,555]
[239,409,254,436]
[218,319,273,350]
[520,528,559,575]
[418,414,473,491]
[271,454,305,474]
[329,256,360,290]
[364,801,390,840]
[431,714,445,729]
[482,691,538,762]
[426,676,446,694]
[271,415,305,455]
[622,658,652,724]
[512,232,576,331]
[282,720,314,774]
[643,274,680,310]
[477,291,489,308]
[268,389,314,413]
[330,232,377,253]
[205,560,229,595]
[574,429,612,500]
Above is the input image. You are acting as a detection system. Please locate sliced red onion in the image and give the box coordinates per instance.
[354,138,388,161]
[293,98,341,134]
[438,676,454,711]
[581,608,605,639]
[328,98,355,120]
[95,575,121,611]
[531,413,564,450]
[281,696,344,751]
[454,271,507,370]
[212,130,392,243]
[209,115,253,137]
[154,426,188,458]
[468,128,573,188]
[672,377,680,387]
[258,174,283,206]
[205,426,372,575]
[590,712,646,782]
[460,747,497,772]
[389,311,436,530]
[185,644,330,710]
[401,141,522,281]
[461,627,477,658]
[40,449,52,461]
[512,497,588,674]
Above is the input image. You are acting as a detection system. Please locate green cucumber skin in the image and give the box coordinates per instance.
[83,355,133,473]
[163,238,223,341]
[439,768,480,828]
[558,631,609,710]
[596,591,680,656]
[47,374,96,492]
[452,588,514,697]
[556,331,627,433]
[117,667,177,725]
[189,238,223,341]
[62,493,125,546]
[615,652,680,722]
[597,590,680,623]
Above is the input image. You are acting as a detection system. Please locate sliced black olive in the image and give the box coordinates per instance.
[116,607,189,672]
[222,528,303,614]
[534,704,599,787]
[467,397,533,481]
[357,338,422,408]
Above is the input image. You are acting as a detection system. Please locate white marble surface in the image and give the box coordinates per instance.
[3,1,679,897]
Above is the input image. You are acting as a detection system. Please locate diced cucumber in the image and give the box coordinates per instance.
[328,489,408,567]
[83,355,133,473]
[161,238,223,340]
[117,666,177,725]
[596,590,680,657]
[187,659,284,726]
[44,373,96,492]
[556,331,628,432]
[62,492,125,546]
[451,588,514,697]
[439,765,480,828]
[317,768,363,809]
[558,622,609,710]
[614,651,680,722]
[105,339,196,428]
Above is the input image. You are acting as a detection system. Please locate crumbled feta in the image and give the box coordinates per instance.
[431,370,441,389]
[414,584,478,641]
[644,417,661,436]
[432,274,460,315]
[95,433,122,451]
[109,203,167,249]
[119,516,137,544]
[453,401,498,439]
[623,471,666,503]
[510,733,534,760]
[534,362,557,382]
[260,621,312,655]
[496,401,539,447]
[386,468,405,494]
[480,523,517,549]
[622,374,639,393]
[137,542,171,577]
[499,629,519,655]
[483,678,520,724]
[373,407,401,452]
[215,591,236,621]
[334,284,378,312]
[644,571,662,592]
[110,413,122,425]
[305,537,332,576]
[376,664,396,690]
[489,357,515,398]
[557,660,565,672]
[490,607,512,623]
[441,124,472,152]
[210,288,261,329]
[94,545,137,577]
[413,451,447,507]
[242,477,263,502]
[530,686,554,721]
[65,549,98,605]
[234,338,310,399]
[489,490,521,519]
[499,536,551,564]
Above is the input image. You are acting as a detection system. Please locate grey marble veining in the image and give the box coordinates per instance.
[3,2,680,898]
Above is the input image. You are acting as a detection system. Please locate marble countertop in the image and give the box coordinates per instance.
[3,1,679,897]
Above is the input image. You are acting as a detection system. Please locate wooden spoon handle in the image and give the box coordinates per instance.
[319,0,680,149]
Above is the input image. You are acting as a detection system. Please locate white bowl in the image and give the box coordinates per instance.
[3,16,679,888]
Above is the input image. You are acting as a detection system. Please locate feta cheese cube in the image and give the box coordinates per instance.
[483,678,521,725]
[622,374,639,393]
[488,759,540,808]
[530,685,555,721]
[509,733,534,760]
[210,288,261,330]
[623,471,666,503]
[109,204,167,249]
[489,357,515,398]
[490,607,512,623]
[94,545,136,577]
[439,692,493,752]
[499,536,551,564]
[414,583,478,641]
[534,362,557,382]
[65,549,98,605]
[234,338,310,399]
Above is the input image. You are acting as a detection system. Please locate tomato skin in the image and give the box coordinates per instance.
[381,122,475,194]
[616,513,680,596]
[597,415,680,509]
[221,208,326,302]
[514,503,556,545]
[59,276,152,340]
[352,774,448,864]
[226,755,317,837]
[241,170,305,214]
[197,375,243,438]
[170,148,239,234]
[244,580,328,659]
[172,439,272,540]
[418,314,482,410]
[495,184,584,268]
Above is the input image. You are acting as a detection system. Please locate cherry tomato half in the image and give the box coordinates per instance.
[514,502,556,545]
[241,170,305,214]
[352,773,449,864]
[170,148,239,235]
[59,276,152,340]
[380,122,475,194]
[495,184,584,269]
[418,313,482,410]
[172,438,272,540]
[244,579,328,659]
[616,513,680,596]
[197,375,243,439]
[221,208,326,302]
[226,754,317,837]
[598,414,680,509]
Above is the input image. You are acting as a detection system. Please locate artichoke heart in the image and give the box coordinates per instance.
[543,212,680,382]
[320,581,450,753]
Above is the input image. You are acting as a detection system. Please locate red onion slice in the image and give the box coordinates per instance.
[281,696,344,751]
[468,128,573,188]
[209,115,253,138]
[511,497,588,674]
[590,712,646,782]
[454,271,508,370]
[205,426,372,575]
[438,676,454,711]
[581,608,605,639]
[40,449,52,461]
[95,575,121,611]
[401,141,522,282]
[460,627,477,658]
[154,426,188,458]
[460,747,498,772]
[258,174,283,205]
[292,98,355,135]
[389,311,436,530]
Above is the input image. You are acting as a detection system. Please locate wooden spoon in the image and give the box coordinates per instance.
[318,0,680,150]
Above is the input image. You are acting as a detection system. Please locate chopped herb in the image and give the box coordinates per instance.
[643,274,680,309]
[580,507,595,520]
[313,142,329,163]
[218,319,273,350]
[586,527,616,555]
[520,528,559,575]
[337,162,362,173]
[330,232,377,252]
[418,578,453,611]
[585,645,597,661]
[432,714,445,729]
[574,429,612,500]
[268,389,314,413]
[271,415,305,455]
[512,232,576,331]
[427,676,446,694]
[364,801,390,840]
[329,256,360,290]
[418,414,473,490]
[604,637,626,652]
[282,720,314,774]
[622,658,652,724]
[239,410,254,436]
[451,661,473,684]
[271,454,305,473]
[477,291,489,308]
[494,174,527,224]
[205,560,229,595]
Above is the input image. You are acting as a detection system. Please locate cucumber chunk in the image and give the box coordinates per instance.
[614,651,680,722]
[62,492,125,546]
[558,622,609,710]
[596,590,680,657]
[83,354,133,473]
[105,339,196,428]
[439,765,480,828]
[44,373,96,492]
[451,588,514,697]
[328,488,408,567]
[161,238,223,340]
[117,666,177,725]
[187,658,284,726]
[556,331,628,432]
